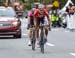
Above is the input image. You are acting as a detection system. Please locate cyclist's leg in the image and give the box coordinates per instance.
[29,28,32,38]
[28,28,32,46]
[35,18,40,41]
[43,18,48,42]
[35,18,41,47]
[44,19,48,38]
[28,20,34,46]
[35,26,40,46]
[36,27,39,40]
[44,26,48,39]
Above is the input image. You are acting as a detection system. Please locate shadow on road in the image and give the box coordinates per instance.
[0,36,21,39]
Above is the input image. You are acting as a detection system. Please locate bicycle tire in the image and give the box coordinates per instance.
[40,37,44,53]
[31,29,36,51]
[32,39,35,50]
[40,26,44,53]
[40,44,44,53]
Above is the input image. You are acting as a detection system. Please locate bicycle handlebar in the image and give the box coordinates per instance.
[29,24,51,31]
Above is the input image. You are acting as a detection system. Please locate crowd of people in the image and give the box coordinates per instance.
[61,3,75,31]
[13,2,23,17]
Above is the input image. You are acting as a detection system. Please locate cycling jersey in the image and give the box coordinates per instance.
[28,11,34,26]
[34,9,49,19]
[34,9,49,26]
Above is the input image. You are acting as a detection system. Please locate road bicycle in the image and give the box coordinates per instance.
[39,23,49,53]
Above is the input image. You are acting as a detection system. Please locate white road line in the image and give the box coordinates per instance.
[51,29,59,31]
[46,42,55,46]
[64,30,70,32]
[70,53,75,56]
[23,34,28,36]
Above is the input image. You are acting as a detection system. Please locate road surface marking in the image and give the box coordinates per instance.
[70,53,75,56]
[51,29,59,31]
[23,34,28,36]
[46,42,55,46]
[64,30,70,32]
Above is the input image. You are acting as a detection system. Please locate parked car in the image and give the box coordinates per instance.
[0,6,21,38]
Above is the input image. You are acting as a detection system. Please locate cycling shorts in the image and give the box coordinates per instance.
[30,16,34,26]
[36,17,44,26]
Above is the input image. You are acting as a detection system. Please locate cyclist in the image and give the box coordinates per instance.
[27,8,35,46]
[34,4,50,44]
[27,4,39,46]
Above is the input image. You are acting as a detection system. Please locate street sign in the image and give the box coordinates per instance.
[53,1,59,7]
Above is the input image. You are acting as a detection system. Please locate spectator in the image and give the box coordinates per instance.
[66,3,75,31]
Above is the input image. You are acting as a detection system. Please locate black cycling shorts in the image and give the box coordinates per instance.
[36,17,44,26]
[30,16,34,26]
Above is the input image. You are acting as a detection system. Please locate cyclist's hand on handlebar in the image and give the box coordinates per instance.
[48,24,51,31]
[27,24,30,30]
[49,26,51,31]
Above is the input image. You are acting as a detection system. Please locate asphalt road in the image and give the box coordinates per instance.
[0,18,75,58]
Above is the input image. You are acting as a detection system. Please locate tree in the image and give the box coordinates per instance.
[72,0,75,4]
[0,0,5,6]
[16,0,74,10]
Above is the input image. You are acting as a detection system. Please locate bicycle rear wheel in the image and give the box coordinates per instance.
[31,38,36,50]
[31,29,36,51]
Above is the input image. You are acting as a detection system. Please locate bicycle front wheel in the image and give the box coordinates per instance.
[40,44,44,53]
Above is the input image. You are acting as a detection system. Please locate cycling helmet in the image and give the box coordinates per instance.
[31,8,35,14]
[31,8,35,11]
[38,4,45,9]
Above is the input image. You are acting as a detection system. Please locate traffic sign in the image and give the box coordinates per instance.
[53,1,59,7]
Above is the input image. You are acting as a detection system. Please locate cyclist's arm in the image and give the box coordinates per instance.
[28,16,30,24]
[44,9,50,25]
[28,12,31,24]
[34,9,38,26]
[27,12,31,29]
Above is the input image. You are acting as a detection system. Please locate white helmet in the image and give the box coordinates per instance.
[38,4,45,9]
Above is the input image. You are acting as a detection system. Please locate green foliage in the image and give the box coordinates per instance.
[59,0,67,9]
[0,0,74,10]
[19,0,69,10]
[72,0,75,4]
[0,0,5,6]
